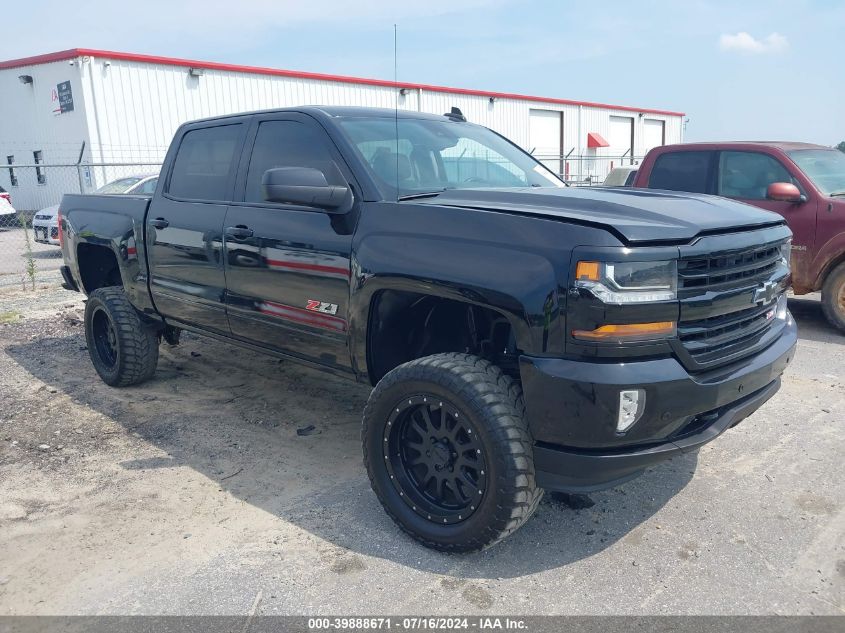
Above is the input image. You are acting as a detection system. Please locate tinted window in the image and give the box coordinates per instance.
[718,151,793,200]
[168,125,241,201]
[244,121,343,203]
[649,151,712,193]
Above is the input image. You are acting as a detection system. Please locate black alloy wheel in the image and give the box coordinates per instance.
[384,395,487,525]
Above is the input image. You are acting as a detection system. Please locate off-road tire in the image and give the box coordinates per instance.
[362,353,543,552]
[84,287,159,386]
[821,262,845,334]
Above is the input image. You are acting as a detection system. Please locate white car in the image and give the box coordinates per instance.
[33,175,158,245]
[602,165,639,187]
[0,196,16,227]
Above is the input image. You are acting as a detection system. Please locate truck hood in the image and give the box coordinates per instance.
[415,187,785,244]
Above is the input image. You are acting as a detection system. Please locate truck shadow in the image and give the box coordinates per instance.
[8,330,703,579]
[787,295,843,344]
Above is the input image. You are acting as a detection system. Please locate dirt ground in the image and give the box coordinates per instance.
[0,281,842,616]
[0,226,63,281]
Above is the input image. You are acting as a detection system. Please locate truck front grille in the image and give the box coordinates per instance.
[678,243,781,291]
[675,240,788,370]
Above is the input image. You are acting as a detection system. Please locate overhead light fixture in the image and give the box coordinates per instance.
[18,75,33,85]
[398,87,409,96]
[188,67,204,77]
[489,96,497,104]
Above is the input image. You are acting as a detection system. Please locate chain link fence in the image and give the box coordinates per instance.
[0,163,161,288]
[533,154,644,186]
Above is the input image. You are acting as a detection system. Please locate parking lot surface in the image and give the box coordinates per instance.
[0,226,62,281]
[0,283,842,615]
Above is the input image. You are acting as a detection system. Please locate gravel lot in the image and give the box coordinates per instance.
[0,225,62,282]
[0,282,842,616]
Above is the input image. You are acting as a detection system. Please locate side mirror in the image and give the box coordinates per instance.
[261,166,352,213]
[766,182,804,204]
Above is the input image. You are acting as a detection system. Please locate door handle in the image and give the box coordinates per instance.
[225,225,254,239]
[149,217,169,229]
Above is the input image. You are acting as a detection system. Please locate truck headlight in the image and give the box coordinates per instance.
[575,260,677,303]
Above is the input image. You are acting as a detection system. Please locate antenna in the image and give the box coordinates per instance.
[394,23,399,202]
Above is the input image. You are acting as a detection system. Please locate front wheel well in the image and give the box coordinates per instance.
[367,290,520,384]
[817,251,845,290]
[77,244,122,294]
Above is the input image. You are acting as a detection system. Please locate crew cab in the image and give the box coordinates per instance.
[632,142,845,332]
[59,107,797,551]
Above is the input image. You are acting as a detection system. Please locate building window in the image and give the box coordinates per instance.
[6,156,17,187]
[33,150,46,184]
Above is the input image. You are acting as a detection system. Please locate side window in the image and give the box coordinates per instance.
[649,151,713,194]
[244,121,344,203]
[718,151,793,200]
[168,125,241,201]
[137,178,158,194]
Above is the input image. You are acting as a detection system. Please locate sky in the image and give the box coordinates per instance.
[4,0,844,145]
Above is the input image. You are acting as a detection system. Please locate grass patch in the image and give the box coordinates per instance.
[0,311,21,324]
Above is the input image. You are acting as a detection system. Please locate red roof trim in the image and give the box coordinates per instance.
[587,132,610,148]
[0,48,686,117]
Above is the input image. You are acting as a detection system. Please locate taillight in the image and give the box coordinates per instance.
[57,208,63,247]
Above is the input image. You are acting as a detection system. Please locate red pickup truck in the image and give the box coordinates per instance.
[632,142,845,332]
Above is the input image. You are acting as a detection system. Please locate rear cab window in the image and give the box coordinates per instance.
[648,151,714,194]
[167,124,243,201]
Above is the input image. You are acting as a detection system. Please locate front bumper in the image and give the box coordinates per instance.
[32,221,59,245]
[520,316,797,493]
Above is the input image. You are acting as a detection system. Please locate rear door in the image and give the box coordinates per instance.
[147,121,246,334]
[715,149,817,271]
[222,113,356,372]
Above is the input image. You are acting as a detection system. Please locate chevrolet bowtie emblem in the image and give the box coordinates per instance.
[753,281,777,305]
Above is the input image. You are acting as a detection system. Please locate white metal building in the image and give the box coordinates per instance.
[0,48,684,210]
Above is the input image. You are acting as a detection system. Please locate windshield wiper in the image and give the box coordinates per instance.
[397,189,448,201]
[829,191,845,197]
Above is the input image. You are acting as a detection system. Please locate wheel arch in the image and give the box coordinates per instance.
[353,277,538,385]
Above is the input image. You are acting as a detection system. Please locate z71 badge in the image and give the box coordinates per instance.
[305,300,339,315]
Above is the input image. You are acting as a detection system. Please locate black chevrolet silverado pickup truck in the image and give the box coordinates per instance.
[59,106,797,551]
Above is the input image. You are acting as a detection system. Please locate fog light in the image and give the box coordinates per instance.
[618,389,645,433]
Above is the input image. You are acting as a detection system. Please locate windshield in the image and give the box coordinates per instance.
[95,177,143,194]
[337,116,564,198]
[788,149,845,196]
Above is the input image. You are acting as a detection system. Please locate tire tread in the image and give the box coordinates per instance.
[85,287,158,387]
[362,353,543,552]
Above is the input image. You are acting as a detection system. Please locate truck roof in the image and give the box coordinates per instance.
[654,141,829,152]
[180,105,457,126]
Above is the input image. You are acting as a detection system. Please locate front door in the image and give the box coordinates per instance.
[147,122,246,334]
[222,114,356,372]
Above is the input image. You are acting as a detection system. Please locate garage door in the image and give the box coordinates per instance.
[643,119,665,155]
[529,109,562,176]
[608,116,634,164]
